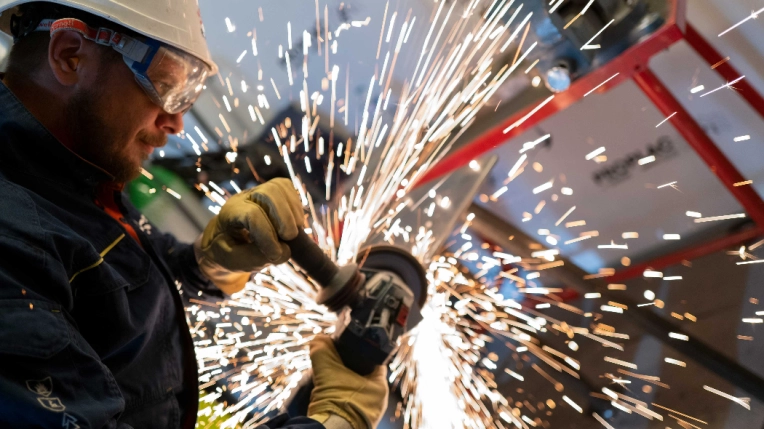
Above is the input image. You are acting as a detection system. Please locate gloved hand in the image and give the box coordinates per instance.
[194,178,304,294]
[307,335,389,429]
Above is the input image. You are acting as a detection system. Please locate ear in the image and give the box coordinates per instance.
[47,30,90,87]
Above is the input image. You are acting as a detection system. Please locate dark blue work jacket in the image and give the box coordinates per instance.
[0,82,322,429]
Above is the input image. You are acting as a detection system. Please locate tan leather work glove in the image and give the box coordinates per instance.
[308,335,389,429]
[194,178,303,294]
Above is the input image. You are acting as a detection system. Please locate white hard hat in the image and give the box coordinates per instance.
[0,0,217,74]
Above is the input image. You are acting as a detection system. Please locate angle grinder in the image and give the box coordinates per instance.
[283,230,427,413]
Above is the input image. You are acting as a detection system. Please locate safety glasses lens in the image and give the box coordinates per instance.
[145,46,210,114]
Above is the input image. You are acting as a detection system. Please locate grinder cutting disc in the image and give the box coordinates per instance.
[357,245,428,329]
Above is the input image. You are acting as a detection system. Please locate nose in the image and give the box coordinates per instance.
[156,111,184,136]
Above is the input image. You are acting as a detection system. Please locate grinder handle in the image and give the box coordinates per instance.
[284,229,338,288]
[284,232,377,376]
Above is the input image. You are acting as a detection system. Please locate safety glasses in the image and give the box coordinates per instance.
[126,40,209,114]
[37,18,210,114]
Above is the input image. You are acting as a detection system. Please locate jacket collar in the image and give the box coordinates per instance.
[0,80,116,191]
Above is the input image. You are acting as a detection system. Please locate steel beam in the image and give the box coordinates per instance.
[684,23,764,122]
[412,0,687,190]
[468,203,764,402]
[633,68,764,227]
[608,224,764,283]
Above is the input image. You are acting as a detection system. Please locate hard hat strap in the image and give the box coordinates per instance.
[36,18,150,63]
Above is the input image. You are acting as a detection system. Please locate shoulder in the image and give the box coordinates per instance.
[0,178,95,304]
[0,177,92,253]
[0,177,44,243]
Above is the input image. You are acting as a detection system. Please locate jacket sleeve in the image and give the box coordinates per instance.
[143,228,225,299]
[118,193,223,299]
[255,414,326,429]
[0,229,128,428]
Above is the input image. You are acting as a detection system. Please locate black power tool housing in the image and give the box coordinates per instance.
[285,232,427,375]
[334,246,427,375]
[283,231,426,417]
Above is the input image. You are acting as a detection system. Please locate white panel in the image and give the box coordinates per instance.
[475,79,744,273]
[650,39,764,201]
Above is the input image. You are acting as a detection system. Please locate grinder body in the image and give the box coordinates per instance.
[334,267,415,375]
[283,231,425,415]
[285,231,426,371]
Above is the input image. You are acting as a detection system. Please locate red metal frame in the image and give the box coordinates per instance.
[412,0,687,189]
[607,225,764,283]
[633,68,764,226]
[684,23,764,122]
[414,0,764,282]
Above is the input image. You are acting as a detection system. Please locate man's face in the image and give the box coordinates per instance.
[65,51,184,182]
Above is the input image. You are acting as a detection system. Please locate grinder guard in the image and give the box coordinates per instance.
[357,245,427,330]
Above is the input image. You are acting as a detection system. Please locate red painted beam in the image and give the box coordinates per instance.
[412,0,687,189]
[684,23,764,122]
[633,68,764,227]
[608,225,764,283]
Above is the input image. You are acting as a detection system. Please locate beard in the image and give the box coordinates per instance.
[64,73,167,183]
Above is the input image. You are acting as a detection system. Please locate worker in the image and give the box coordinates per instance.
[0,1,388,428]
